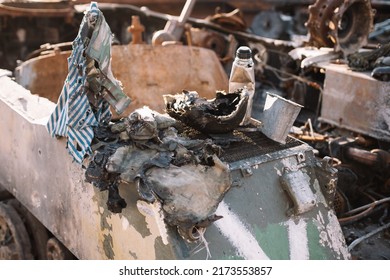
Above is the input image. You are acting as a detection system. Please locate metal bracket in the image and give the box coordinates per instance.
[240,166,253,177]
[315,156,338,208]
[296,152,306,164]
[280,168,317,216]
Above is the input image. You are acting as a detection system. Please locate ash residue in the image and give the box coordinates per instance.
[164,90,248,134]
[85,106,231,238]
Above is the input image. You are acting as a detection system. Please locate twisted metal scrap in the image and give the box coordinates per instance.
[306,0,374,55]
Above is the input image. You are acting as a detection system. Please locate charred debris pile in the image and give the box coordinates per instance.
[84,104,234,240]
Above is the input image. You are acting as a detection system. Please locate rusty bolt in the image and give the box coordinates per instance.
[128,16,145,45]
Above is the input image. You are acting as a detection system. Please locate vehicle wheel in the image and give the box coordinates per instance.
[46,237,75,260]
[251,11,284,39]
[293,8,309,35]
[0,202,33,259]
[8,199,49,259]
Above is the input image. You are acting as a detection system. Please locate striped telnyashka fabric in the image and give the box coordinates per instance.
[46,2,114,164]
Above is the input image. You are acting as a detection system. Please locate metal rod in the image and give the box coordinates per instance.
[342,197,390,216]
[348,221,390,251]
[76,3,297,48]
[178,0,196,23]
[345,147,379,167]
[338,204,375,225]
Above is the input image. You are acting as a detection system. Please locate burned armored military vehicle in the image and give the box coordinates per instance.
[0,2,351,259]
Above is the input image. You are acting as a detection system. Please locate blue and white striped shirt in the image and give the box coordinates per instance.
[46,2,113,163]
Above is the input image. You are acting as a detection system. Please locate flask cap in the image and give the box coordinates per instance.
[236,46,252,59]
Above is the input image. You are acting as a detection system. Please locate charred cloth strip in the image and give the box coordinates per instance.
[164,90,248,134]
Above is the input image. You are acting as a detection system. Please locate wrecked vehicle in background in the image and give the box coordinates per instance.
[254,0,390,260]
[0,0,240,70]
[247,0,390,42]
[2,0,389,70]
[0,1,353,260]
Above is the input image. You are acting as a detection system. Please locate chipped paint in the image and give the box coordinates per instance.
[101,212,159,259]
[103,233,115,259]
[306,221,328,259]
[121,216,130,230]
[317,211,325,225]
[274,166,282,176]
[326,211,350,259]
[215,201,270,260]
[314,211,350,259]
[281,157,298,171]
[31,191,41,208]
[312,177,328,206]
[99,205,113,232]
[136,200,169,246]
[286,219,309,260]
[314,212,328,248]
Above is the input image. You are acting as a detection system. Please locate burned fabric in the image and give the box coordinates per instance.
[84,143,128,213]
[142,155,230,232]
[46,2,128,163]
[85,106,232,232]
[347,43,390,71]
[106,145,162,183]
[164,90,248,134]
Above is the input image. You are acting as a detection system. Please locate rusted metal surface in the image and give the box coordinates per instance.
[330,0,374,54]
[128,16,145,44]
[15,44,228,117]
[4,1,381,260]
[205,8,247,32]
[306,0,374,54]
[188,28,233,62]
[46,237,75,260]
[1,0,306,71]
[306,0,343,47]
[110,44,228,117]
[319,63,390,142]
[0,1,74,17]
[152,0,196,45]
[345,147,390,171]
[15,50,70,104]
[1,0,390,71]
